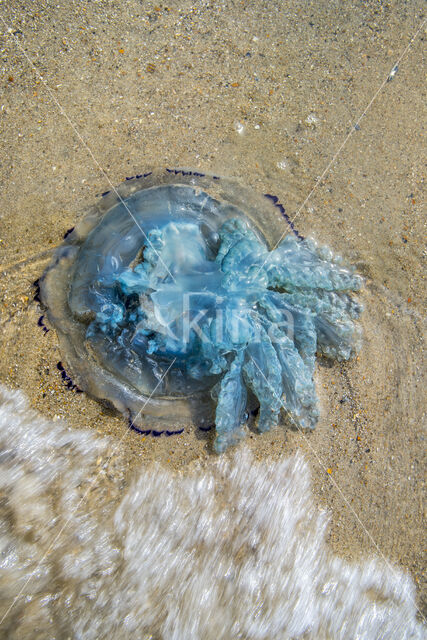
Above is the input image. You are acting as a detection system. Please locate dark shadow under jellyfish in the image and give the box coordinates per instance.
[39,169,363,453]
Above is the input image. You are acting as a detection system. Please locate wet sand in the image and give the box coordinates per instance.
[0,0,425,616]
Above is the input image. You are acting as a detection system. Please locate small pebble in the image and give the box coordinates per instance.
[234,121,245,135]
[387,64,398,82]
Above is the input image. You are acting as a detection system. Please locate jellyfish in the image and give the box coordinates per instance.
[40,169,362,452]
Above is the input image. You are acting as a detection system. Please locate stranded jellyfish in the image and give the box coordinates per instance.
[40,169,362,452]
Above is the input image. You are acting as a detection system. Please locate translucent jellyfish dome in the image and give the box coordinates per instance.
[40,169,362,452]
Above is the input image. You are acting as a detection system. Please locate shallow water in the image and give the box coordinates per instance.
[0,1,425,637]
[0,385,424,639]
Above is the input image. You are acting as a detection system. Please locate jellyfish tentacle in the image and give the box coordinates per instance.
[267,323,319,429]
[282,289,363,320]
[266,235,363,292]
[314,314,362,361]
[216,218,262,267]
[242,324,283,433]
[258,291,317,374]
[213,351,248,454]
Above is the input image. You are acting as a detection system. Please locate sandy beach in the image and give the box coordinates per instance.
[0,0,425,624]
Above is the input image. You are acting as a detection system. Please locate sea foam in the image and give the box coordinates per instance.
[0,385,424,639]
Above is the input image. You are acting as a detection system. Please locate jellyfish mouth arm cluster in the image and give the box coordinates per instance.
[88,215,362,453]
[39,175,362,452]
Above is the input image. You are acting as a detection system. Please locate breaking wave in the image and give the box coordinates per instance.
[0,385,424,639]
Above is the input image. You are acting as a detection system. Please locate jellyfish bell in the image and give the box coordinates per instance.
[40,168,362,452]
